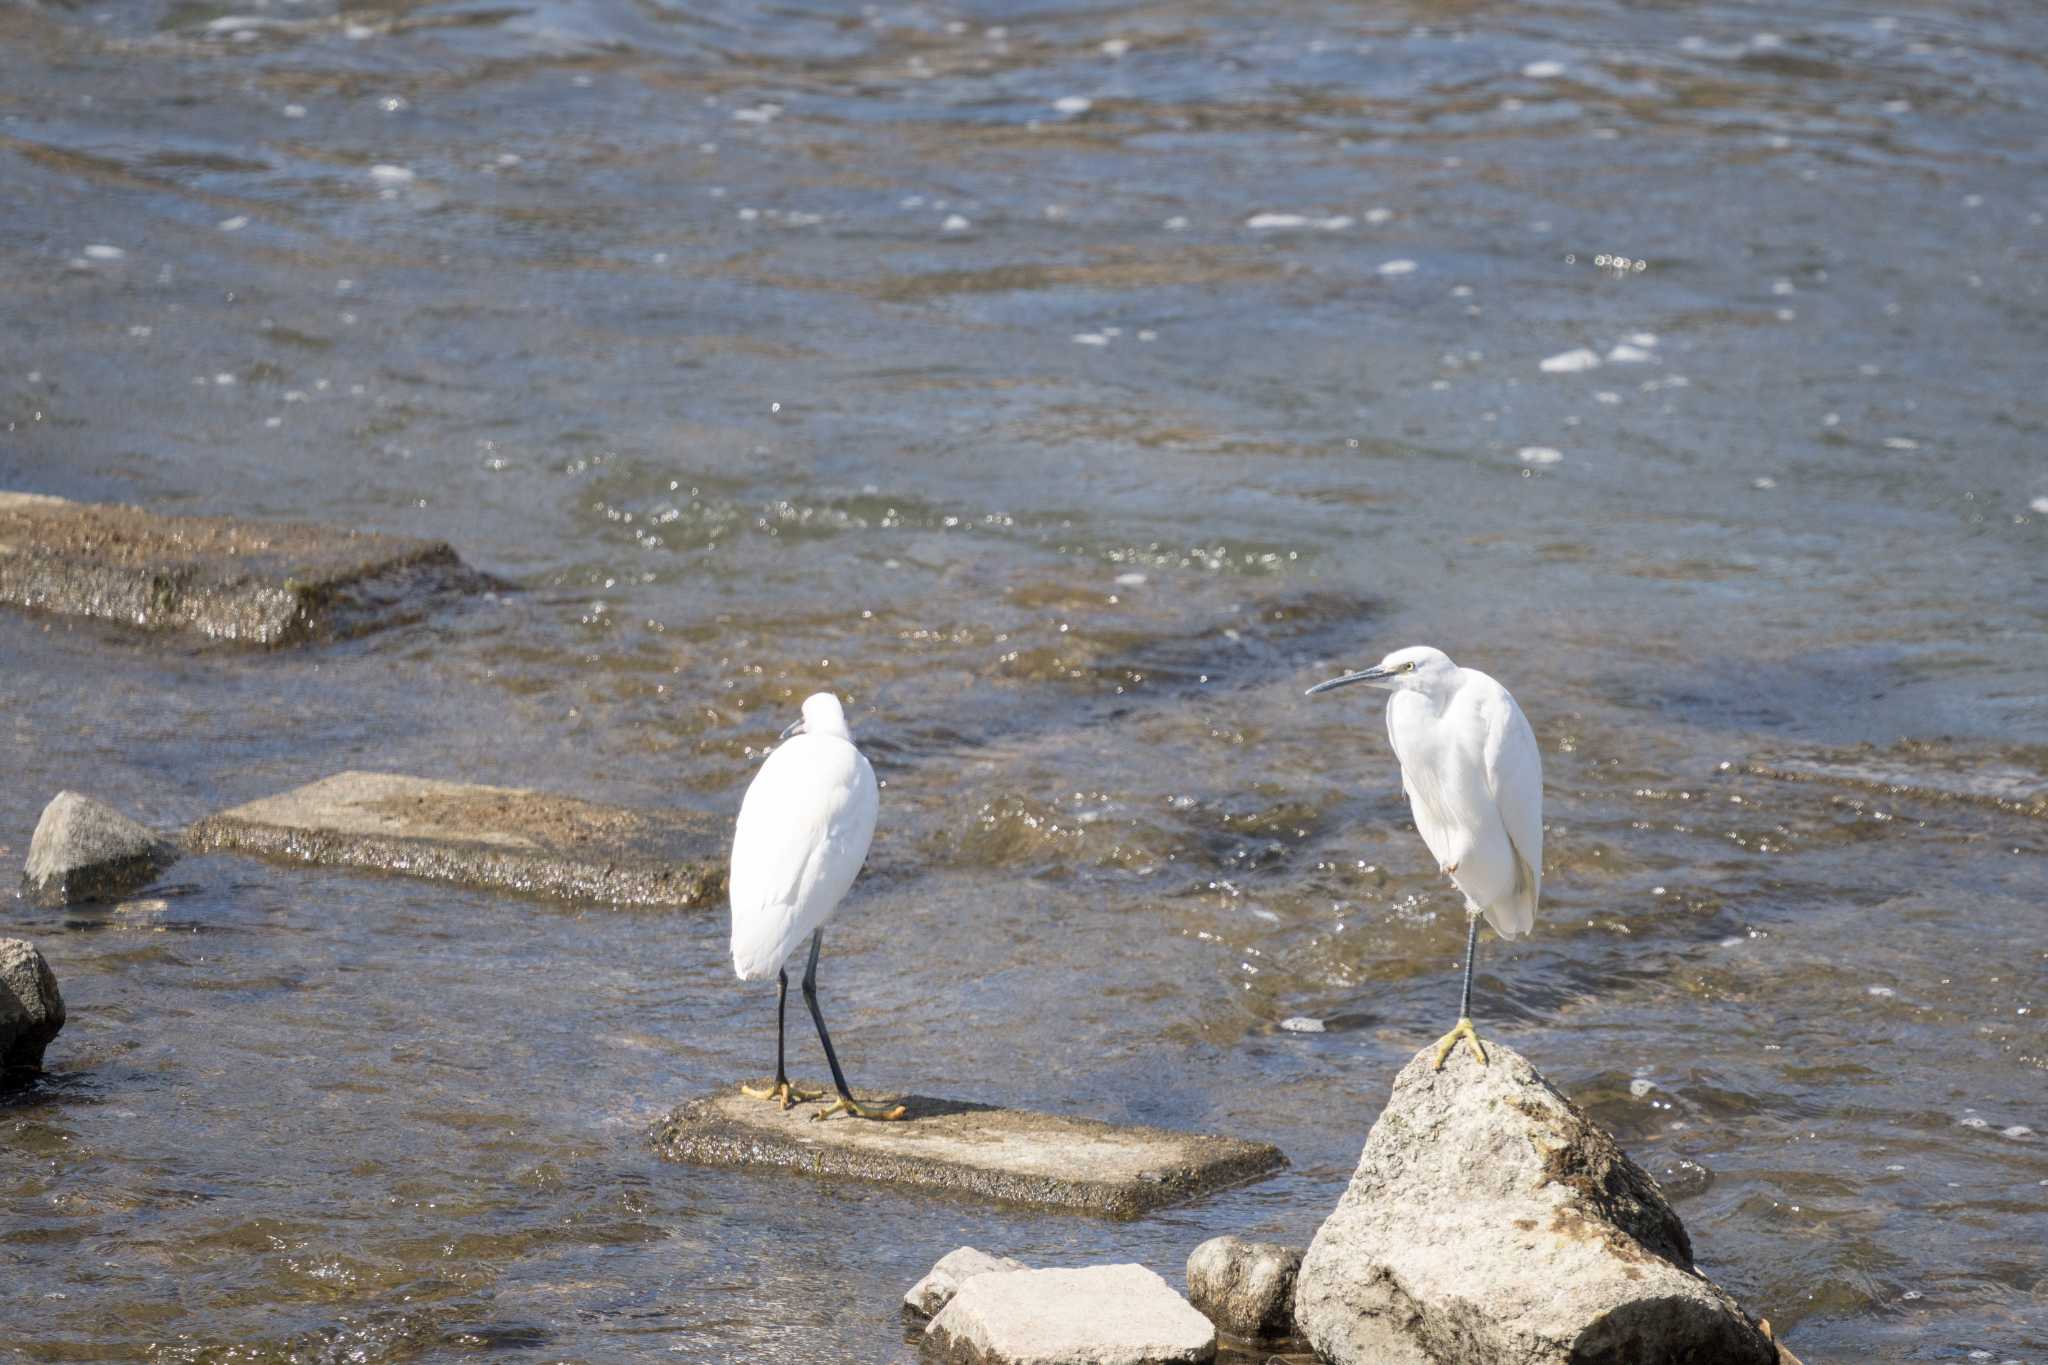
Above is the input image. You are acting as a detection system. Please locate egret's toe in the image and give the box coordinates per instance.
[1430,1017,1489,1071]
[739,1079,823,1109]
[810,1096,909,1122]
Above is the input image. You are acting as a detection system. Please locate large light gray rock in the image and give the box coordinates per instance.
[924,1263,1216,1365]
[0,938,65,1073]
[907,1246,1030,1318]
[22,791,173,907]
[1185,1235,1301,1339]
[1294,1041,1777,1365]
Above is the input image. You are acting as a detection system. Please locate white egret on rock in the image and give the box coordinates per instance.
[1307,646,1542,1070]
[730,692,905,1121]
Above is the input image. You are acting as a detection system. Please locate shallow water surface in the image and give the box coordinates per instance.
[2,0,2045,1360]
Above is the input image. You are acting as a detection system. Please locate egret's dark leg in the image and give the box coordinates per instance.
[801,929,906,1121]
[739,970,822,1108]
[1432,913,1489,1070]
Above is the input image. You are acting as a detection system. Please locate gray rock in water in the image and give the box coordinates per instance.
[907,1246,1030,1318]
[1186,1235,1301,1340]
[924,1263,1216,1364]
[0,938,66,1073]
[1294,1040,1777,1365]
[21,791,174,906]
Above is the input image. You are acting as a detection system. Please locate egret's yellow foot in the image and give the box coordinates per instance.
[739,1079,823,1110]
[1431,1016,1488,1070]
[810,1096,908,1122]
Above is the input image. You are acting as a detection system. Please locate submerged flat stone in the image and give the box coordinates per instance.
[0,491,496,645]
[186,771,724,908]
[1749,744,2046,819]
[654,1088,1286,1218]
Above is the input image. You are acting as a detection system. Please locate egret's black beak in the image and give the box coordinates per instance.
[1306,666,1389,696]
[780,718,806,740]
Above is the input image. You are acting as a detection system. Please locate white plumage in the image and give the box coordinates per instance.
[1307,644,1544,1069]
[1381,658,1543,940]
[729,693,878,982]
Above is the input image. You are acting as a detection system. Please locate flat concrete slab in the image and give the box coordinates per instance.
[654,1088,1286,1218]
[185,771,724,908]
[0,491,496,645]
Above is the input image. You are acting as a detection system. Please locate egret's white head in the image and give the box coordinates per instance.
[1306,645,1457,697]
[781,691,853,740]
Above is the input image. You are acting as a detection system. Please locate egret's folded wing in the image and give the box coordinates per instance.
[729,738,877,978]
[1480,688,1544,937]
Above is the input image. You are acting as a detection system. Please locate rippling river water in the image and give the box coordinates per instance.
[3,0,2045,1360]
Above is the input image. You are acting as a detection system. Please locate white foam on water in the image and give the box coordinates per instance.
[1245,213,1305,229]
[218,216,248,231]
[1540,347,1600,373]
[1626,331,1658,347]
[1594,390,1621,404]
[1629,1079,1656,1097]
[83,244,125,260]
[1052,96,1092,114]
[1518,446,1563,465]
[1100,38,1130,58]
[1753,476,1777,489]
[1867,985,1896,997]
[1279,1017,1326,1033]
[1163,215,1188,231]
[731,103,781,124]
[282,103,307,119]
[213,372,236,386]
[1522,60,1565,78]
[941,213,970,232]
[1606,343,1653,363]
[2029,497,2048,514]
[1072,333,1109,346]
[1430,379,1451,391]
[1450,284,1472,297]
[127,325,151,338]
[1772,279,1796,295]
[1883,437,1920,450]
[368,164,415,184]
[1365,206,1393,225]
[1378,258,1417,275]
[1114,572,1146,586]
[2003,1126,2034,1140]
[1136,329,1157,342]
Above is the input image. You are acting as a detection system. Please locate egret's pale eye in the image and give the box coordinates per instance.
[1405,661,1417,672]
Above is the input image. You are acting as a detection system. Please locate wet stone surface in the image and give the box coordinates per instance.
[21,790,174,907]
[0,492,497,645]
[655,1088,1286,1219]
[185,771,725,909]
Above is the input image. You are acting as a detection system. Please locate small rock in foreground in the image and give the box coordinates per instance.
[0,938,66,1073]
[1294,1039,1777,1365]
[22,791,175,906]
[1185,1234,1301,1340]
[924,1263,1216,1365]
[906,1246,1029,1318]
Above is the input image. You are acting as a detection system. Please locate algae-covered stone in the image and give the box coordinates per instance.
[0,491,496,645]
[907,1247,1029,1318]
[655,1088,1285,1218]
[1185,1234,1300,1339]
[924,1264,1216,1364]
[186,771,723,909]
[22,790,174,906]
[1293,1040,1776,1365]
[0,939,65,1073]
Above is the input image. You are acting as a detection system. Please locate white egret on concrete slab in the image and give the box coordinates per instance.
[1307,646,1542,1070]
[730,692,905,1120]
